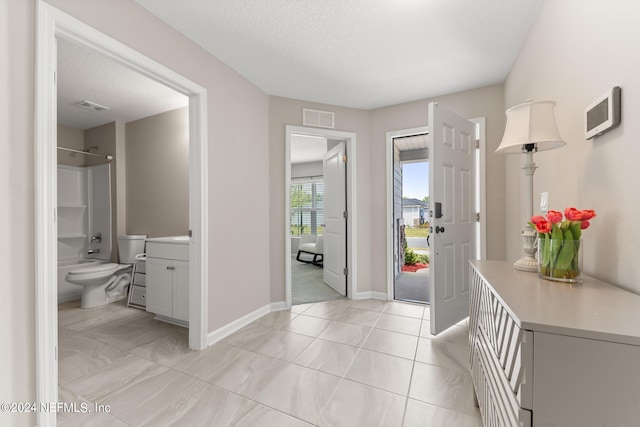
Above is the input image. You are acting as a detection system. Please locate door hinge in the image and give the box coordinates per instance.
[343,154,348,163]
[343,267,349,276]
[343,210,348,219]
[475,212,480,222]
[475,139,480,149]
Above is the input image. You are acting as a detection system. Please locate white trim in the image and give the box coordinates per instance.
[285,126,357,309]
[355,291,389,301]
[270,301,288,311]
[385,126,429,302]
[35,3,209,425]
[470,117,488,261]
[207,304,271,346]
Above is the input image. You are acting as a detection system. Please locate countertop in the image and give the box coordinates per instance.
[470,260,640,346]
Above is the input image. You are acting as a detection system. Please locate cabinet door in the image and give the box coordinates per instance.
[173,260,189,322]
[146,258,173,318]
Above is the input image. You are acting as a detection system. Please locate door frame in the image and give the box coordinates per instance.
[285,125,357,308]
[385,118,486,301]
[35,3,209,425]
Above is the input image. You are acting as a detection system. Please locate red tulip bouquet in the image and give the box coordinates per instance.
[530,208,596,283]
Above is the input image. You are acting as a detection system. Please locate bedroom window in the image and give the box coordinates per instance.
[290,179,324,236]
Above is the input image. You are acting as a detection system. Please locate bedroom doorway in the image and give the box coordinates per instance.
[285,126,357,308]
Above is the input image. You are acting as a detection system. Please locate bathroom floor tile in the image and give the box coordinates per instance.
[58,333,130,385]
[65,354,170,403]
[58,298,479,426]
[415,337,470,371]
[281,314,333,337]
[244,329,314,362]
[409,361,479,418]
[403,398,482,427]
[209,350,341,423]
[317,379,406,427]
[337,307,382,327]
[180,342,250,381]
[128,330,192,367]
[375,313,422,336]
[317,321,372,347]
[345,348,414,396]
[303,302,349,320]
[362,328,418,360]
[252,310,299,329]
[294,338,360,377]
[350,299,388,312]
[383,301,425,319]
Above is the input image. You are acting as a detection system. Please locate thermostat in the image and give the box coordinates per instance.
[585,86,621,139]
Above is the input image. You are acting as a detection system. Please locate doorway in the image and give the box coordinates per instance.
[386,116,486,330]
[36,4,208,424]
[285,126,357,308]
[391,133,430,304]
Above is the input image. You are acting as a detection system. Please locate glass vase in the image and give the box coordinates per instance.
[537,238,583,284]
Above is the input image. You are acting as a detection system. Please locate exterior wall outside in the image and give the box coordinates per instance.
[504,0,640,292]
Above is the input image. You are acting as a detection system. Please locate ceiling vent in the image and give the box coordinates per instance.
[74,100,110,112]
[303,108,335,129]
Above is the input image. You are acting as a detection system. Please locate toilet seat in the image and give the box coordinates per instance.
[66,263,129,282]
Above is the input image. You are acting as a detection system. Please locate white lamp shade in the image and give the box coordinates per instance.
[496,100,566,154]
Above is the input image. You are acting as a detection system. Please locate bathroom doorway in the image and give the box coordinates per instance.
[35,4,208,422]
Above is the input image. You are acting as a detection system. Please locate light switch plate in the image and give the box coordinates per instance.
[540,192,549,212]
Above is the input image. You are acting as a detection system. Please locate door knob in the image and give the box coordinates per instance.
[435,226,445,233]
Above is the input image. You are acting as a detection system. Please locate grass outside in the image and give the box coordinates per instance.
[404,227,429,238]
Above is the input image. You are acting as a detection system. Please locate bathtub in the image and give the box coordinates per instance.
[58,258,106,303]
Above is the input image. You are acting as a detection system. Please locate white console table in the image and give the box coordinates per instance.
[469,260,640,427]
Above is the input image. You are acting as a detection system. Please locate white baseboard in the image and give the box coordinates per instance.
[206,303,271,346]
[270,301,287,311]
[354,291,388,301]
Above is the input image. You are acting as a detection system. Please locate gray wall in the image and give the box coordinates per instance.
[504,0,640,292]
[125,107,189,238]
[57,124,86,167]
[3,2,270,420]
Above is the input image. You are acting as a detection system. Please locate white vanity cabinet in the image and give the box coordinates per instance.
[145,237,189,324]
[469,260,640,427]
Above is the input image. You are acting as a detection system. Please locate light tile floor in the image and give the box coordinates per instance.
[58,298,482,426]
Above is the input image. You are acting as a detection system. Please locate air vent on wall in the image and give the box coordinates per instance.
[303,108,335,129]
[74,100,110,112]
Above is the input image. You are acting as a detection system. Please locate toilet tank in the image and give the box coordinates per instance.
[117,235,147,264]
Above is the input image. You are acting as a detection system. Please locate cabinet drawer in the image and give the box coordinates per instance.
[472,334,531,427]
[129,285,146,307]
[470,269,533,410]
[147,242,189,261]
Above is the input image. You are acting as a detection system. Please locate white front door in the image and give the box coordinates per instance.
[428,103,477,334]
[323,142,347,296]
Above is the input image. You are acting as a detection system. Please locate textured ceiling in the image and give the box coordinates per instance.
[57,38,188,130]
[134,0,541,110]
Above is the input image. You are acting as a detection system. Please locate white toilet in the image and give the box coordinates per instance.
[66,235,147,308]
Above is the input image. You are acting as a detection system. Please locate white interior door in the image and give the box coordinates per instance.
[429,103,476,334]
[323,142,347,296]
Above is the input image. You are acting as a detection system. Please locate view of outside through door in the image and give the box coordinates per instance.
[393,135,430,304]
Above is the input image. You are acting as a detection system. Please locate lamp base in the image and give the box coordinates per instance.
[513,255,538,272]
[513,225,538,273]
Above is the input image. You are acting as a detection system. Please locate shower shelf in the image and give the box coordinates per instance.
[58,234,87,239]
[58,205,87,209]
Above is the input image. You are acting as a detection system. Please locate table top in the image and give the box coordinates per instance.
[470,260,640,345]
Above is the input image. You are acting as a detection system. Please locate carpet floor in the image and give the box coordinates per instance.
[291,256,344,305]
